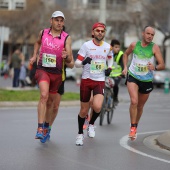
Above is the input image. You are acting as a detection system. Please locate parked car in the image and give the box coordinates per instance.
[153,68,170,88]
[66,67,76,80]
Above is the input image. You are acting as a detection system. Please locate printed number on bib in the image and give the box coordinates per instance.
[135,63,148,75]
[90,61,105,74]
[42,53,56,67]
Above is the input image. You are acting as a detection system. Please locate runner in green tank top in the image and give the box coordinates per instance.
[122,26,165,141]
[129,40,155,81]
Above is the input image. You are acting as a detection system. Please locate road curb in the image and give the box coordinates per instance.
[155,131,170,151]
[0,101,80,107]
[0,98,130,107]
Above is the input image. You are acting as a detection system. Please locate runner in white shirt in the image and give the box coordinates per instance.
[75,22,113,146]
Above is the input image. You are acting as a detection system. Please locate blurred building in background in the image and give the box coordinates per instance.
[0,0,26,10]
[0,0,170,68]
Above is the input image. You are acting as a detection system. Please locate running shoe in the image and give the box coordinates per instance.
[76,134,84,146]
[128,127,137,140]
[87,124,95,138]
[40,128,51,143]
[83,115,90,130]
[35,127,44,139]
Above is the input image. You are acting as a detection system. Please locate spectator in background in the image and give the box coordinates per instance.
[19,63,27,88]
[10,46,25,87]
[28,61,37,87]
[109,39,124,105]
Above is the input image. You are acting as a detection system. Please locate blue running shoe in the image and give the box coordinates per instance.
[35,127,44,139]
[40,128,51,143]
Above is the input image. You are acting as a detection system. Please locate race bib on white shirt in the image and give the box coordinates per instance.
[42,53,56,67]
[78,40,113,81]
[134,62,148,75]
[90,60,105,73]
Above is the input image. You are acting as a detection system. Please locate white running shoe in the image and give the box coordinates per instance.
[76,134,84,146]
[87,124,95,138]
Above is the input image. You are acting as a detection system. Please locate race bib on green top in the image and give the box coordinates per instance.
[42,53,56,67]
[90,61,105,74]
[135,63,148,75]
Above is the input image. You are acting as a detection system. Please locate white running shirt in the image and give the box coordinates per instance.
[77,40,113,81]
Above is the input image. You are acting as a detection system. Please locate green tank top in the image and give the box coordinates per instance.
[129,41,155,81]
[133,41,154,60]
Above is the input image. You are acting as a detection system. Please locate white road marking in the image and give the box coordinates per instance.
[120,130,170,164]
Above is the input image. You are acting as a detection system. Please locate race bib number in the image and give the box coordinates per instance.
[42,53,56,67]
[90,61,105,74]
[135,63,148,75]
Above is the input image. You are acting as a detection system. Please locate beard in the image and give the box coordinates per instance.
[94,35,104,41]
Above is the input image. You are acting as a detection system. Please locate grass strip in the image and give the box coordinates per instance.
[0,89,80,101]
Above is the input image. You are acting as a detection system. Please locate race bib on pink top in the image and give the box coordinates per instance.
[42,53,56,67]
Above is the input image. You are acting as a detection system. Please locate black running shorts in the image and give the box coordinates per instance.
[125,74,153,94]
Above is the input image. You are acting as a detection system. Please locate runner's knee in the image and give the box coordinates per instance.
[93,106,101,113]
[79,108,89,118]
[40,92,48,103]
[130,98,138,106]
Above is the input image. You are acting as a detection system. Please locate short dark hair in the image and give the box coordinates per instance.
[12,45,21,53]
[143,25,155,32]
[110,39,120,47]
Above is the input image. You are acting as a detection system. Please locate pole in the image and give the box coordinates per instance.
[99,0,106,24]
[0,26,5,75]
[164,78,170,94]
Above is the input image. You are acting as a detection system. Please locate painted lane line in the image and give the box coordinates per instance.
[120,130,170,164]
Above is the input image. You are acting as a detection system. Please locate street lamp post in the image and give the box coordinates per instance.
[99,0,106,24]
[0,26,5,74]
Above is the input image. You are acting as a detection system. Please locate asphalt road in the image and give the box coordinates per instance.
[0,86,170,170]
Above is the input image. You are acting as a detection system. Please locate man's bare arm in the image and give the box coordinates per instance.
[122,42,135,75]
[65,50,74,68]
[64,36,72,63]
[153,44,165,71]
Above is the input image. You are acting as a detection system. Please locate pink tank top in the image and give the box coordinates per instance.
[37,28,69,74]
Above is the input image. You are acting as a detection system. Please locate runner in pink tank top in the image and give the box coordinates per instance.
[29,11,73,140]
[38,28,69,74]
